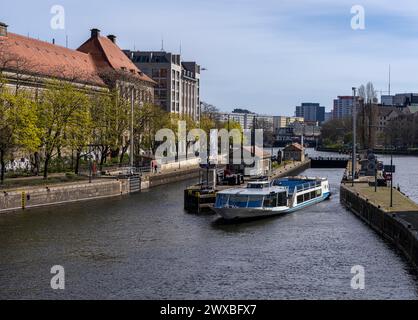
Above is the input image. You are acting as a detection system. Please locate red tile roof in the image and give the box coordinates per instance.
[0,31,155,87]
[0,33,105,86]
[77,35,155,84]
[284,143,303,151]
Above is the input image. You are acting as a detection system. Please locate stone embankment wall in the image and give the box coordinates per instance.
[0,180,129,214]
[340,184,418,270]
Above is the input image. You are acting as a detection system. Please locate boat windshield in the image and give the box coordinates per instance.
[215,194,264,208]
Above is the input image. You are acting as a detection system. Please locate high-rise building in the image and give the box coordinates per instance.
[393,93,418,107]
[324,112,333,122]
[381,95,394,106]
[332,96,356,119]
[295,103,325,123]
[124,50,201,121]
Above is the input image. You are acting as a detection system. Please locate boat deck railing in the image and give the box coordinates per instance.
[291,181,322,194]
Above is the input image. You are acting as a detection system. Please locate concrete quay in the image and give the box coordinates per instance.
[270,159,311,179]
[0,179,130,214]
[0,164,201,214]
[341,182,418,270]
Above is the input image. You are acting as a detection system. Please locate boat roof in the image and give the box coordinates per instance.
[217,186,287,196]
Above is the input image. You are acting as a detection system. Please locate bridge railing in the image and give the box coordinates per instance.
[310,157,351,161]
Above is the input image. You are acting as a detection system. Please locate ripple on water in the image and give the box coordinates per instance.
[0,151,418,299]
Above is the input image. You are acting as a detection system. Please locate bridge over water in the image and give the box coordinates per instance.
[310,156,350,169]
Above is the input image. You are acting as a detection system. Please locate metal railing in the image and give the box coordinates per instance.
[295,181,321,192]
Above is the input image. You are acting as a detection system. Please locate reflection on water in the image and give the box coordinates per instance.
[0,150,418,299]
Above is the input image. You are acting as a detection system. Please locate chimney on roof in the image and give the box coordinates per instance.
[107,34,116,44]
[0,22,8,37]
[90,28,101,38]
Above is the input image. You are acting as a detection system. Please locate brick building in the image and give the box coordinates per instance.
[0,23,155,103]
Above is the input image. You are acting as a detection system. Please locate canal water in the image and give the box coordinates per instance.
[1,151,418,299]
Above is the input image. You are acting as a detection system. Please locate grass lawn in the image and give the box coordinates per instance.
[345,183,418,212]
[0,174,89,191]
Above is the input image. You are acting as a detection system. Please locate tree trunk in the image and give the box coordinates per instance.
[34,152,40,176]
[0,149,5,185]
[120,143,129,166]
[74,151,81,175]
[43,155,51,180]
[99,147,108,171]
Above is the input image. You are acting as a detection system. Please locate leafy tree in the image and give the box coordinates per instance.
[134,103,171,157]
[114,95,132,166]
[0,89,40,184]
[320,118,352,147]
[37,81,90,179]
[90,90,119,170]
[199,115,216,136]
[67,95,92,174]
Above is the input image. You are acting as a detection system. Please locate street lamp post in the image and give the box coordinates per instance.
[352,87,357,187]
[89,144,92,184]
[390,148,394,208]
[130,88,134,171]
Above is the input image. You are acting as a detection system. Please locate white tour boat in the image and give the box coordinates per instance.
[212,177,331,220]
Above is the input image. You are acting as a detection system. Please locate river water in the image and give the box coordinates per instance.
[1,150,418,299]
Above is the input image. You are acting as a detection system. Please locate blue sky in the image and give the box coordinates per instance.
[2,0,418,115]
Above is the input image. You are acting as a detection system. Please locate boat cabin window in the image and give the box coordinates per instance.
[263,194,277,208]
[247,196,264,208]
[228,195,249,208]
[263,192,287,208]
[297,189,322,204]
[277,192,287,206]
[247,182,270,189]
[216,194,229,207]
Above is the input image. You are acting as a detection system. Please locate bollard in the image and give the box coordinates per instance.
[21,191,26,209]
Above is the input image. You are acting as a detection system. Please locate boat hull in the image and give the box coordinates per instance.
[213,192,331,220]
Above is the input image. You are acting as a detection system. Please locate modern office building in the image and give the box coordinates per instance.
[332,96,356,119]
[381,95,394,106]
[124,50,201,121]
[295,103,325,123]
[324,112,333,122]
[393,93,418,107]
[273,116,304,130]
[181,62,201,121]
[216,112,274,131]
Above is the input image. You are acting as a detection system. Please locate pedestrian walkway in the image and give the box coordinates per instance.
[343,183,418,213]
